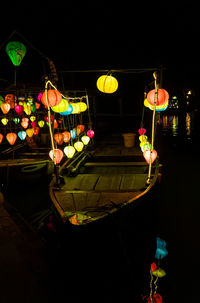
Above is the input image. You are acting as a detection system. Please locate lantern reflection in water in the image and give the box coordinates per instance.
[161,115,179,136]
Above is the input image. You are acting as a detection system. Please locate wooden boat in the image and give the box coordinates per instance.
[49,142,160,225]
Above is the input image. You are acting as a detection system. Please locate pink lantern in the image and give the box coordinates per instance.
[15,104,24,115]
[138,128,146,135]
[87,129,95,138]
[49,149,64,164]
[143,149,157,164]
[147,89,169,106]
[31,121,37,128]
[0,133,3,144]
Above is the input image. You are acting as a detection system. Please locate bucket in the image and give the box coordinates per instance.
[122,133,136,148]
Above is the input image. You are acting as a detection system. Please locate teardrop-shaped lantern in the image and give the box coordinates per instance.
[64,145,76,158]
[147,89,169,106]
[13,117,20,124]
[1,103,11,114]
[26,128,34,137]
[30,116,36,122]
[5,94,17,108]
[87,129,95,138]
[74,141,84,152]
[81,135,90,145]
[23,102,32,115]
[60,103,73,116]
[51,98,69,113]
[70,129,77,139]
[49,149,64,164]
[38,120,45,128]
[5,41,26,66]
[97,75,118,94]
[1,118,8,125]
[21,117,29,129]
[15,104,24,115]
[6,132,17,145]
[0,133,3,144]
[138,128,146,136]
[54,133,64,145]
[31,103,37,113]
[143,149,157,164]
[139,135,148,143]
[41,89,62,107]
[77,124,85,134]
[31,121,37,128]
[62,131,71,143]
[18,130,27,140]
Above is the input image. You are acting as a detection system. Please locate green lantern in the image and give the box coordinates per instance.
[5,41,26,66]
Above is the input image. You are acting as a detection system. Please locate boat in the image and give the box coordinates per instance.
[49,140,160,225]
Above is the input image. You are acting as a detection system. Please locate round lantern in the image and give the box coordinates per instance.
[49,149,64,164]
[6,132,17,145]
[147,89,169,106]
[78,102,87,112]
[60,103,73,116]
[143,149,157,164]
[1,103,10,114]
[81,135,90,145]
[18,131,27,140]
[41,89,62,107]
[26,128,34,137]
[54,133,64,145]
[0,133,3,144]
[74,141,84,152]
[1,118,8,125]
[62,131,71,143]
[5,94,17,108]
[87,129,95,138]
[97,75,118,94]
[38,120,45,128]
[51,98,69,113]
[15,104,24,115]
[64,145,76,158]
[71,103,80,114]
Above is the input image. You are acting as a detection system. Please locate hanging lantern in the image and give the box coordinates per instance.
[62,131,71,143]
[5,94,17,108]
[147,89,169,106]
[51,98,69,113]
[146,293,163,303]
[33,127,40,136]
[37,92,42,101]
[138,128,146,135]
[139,135,148,143]
[152,268,166,278]
[64,145,76,158]
[41,89,62,107]
[26,128,34,137]
[0,133,3,144]
[70,129,77,139]
[15,104,24,115]
[1,118,8,125]
[44,114,54,123]
[71,103,80,114]
[21,117,29,129]
[81,135,90,145]
[18,130,27,140]
[49,149,64,164]
[54,133,64,145]
[74,141,84,152]
[87,129,95,138]
[143,149,157,164]
[13,117,20,124]
[76,127,81,136]
[6,132,17,145]
[97,75,118,94]
[5,41,26,66]
[60,103,73,116]
[78,102,87,112]
[77,124,85,134]
[1,103,11,114]
[155,237,168,259]
[54,119,58,129]
[35,102,41,110]
[30,116,36,122]
[38,120,45,128]
[23,102,32,115]
[141,142,151,152]
[31,103,37,112]
[31,121,37,128]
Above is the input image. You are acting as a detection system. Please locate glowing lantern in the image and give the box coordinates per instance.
[155,237,168,259]
[21,117,29,129]
[18,96,25,102]
[54,120,58,129]
[152,268,166,278]
[139,135,147,143]
[15,104,24,115]
[74,141,84,152]
[31,103,36,112]
[62,131,71,143]
[33,127,40,136]
[147,89,169,106]
[64,145,76,158]
[54,133,64,145]
[30,116,36,122]
[18,130,26,140]
[38,120,45,128]
[76,127,81,136]
[78,102,87,112]
[41,89,62,107]
[150,262,157,273]
[51,98,69,113]
[23,102,32,115]
[81,135,90,145]
[0,133,3,144]
[37,92,42,101]
[44,114,54,123]
[31,121,37,128]
[87,129,95,138]
[97,75,118,93]
[146,293,163,303]
[5,41,26,66]
[49,149,64,164]
[27,96,33,102]
[26,128,34,137]
[70,129,77,139]
[141,142,151,152]
[71,103,80,114]
[138,128,146,135]
[6,132,17,145]
[77,124,85,133]
[5,94,17,108]
[13,118,20,124]
[143,149,157,164]
[1,103,10,114]
[60,103,73,115]
[1,118,8,125]
[35,102,41,110]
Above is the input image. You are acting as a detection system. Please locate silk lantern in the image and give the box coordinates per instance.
[147,89,169,106]
[5,94,17,108]
[60,103,73,115]
[38,120,45,128]
[30,116,36,122]
[74,141,84,152]
[78,102,87,112]
[0,133,3,144]
[15,104,24,115]
[71,103,80,114]
[62,131,71,143]
[146,293,163,303]
[13,118,20,124]
[1,103,10,114]
[54,133,64,145]
[64,145,76,158]
[77,124,85,133]
[1,118,8,125]
[21,117,29,129]
[152,268,166,278]
[138,128,146,135]
[155,237,168,259]
[18,131,26,140]
[33,127,40,136]
[87,129,95,138]
[51,98,69,113]
[97,75,118,93]
[81,135,90,145]
[31,121,37,128]
[5,41,26,66]
[141,142,151,152]
[70,129,77,139]
[143,149,157,164]
[49,149,64,164]
[26,128,34,137]
[6,132,17,145]
[41,89,62,107]
[23,102,32,115]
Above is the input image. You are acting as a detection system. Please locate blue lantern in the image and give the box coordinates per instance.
[18,130,27,140]
[60,103,73,116]
[70,129,77,139]
[155,237,168,259]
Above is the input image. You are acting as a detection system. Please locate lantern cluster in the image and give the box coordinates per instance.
[138,128,157,164]
[144,88,169,111]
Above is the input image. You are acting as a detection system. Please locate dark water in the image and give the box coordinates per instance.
[3,110,200,302]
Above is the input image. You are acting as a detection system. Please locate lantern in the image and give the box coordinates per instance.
[49,149,64,164]
[21,117,29,129]
[31,103,37,112]
[97,75,118,93]
[33,127,40,136]
[146,293,163,303]
[143,149,157,164]
[81,135,90,145]
[31,121,37,128]
[38,120,45,128]
[150,262,157,273]
[77,124,85,133]
[60,103,73,115]
[70,129,77,139]
[1,118,8,125]
[41,89,62,107]
[152,268,166,278]
[35,102,41,110]
[1,103,10,114]
[54,120,58,129]
[5,41,26,66]
[78,102,87,112]
[37,92,42,101]
[147,89,169,106]
[74,141,84,152]
[76,127,81,136]
[6,132,17,145]
[0,133,3,144]
[87,129,95,138]
[44,114,54,123]
[5,94,17,108]
[23,102,32,115]
[139,135,147,143]
[51,98,69,113]
[26,128,34,137]
[141,142,151,152]
[138,128,146,135]
[13,118,20,124]
[18,96,25,102]
[54,133,64,145]
[64,145,76,158]
[30,116,36,122]
[71,103,80,114]
[0,95,4,104]
[15,104,24,115]
[62,131,71,143]
[18,131,27,140]
[155,237,168,259]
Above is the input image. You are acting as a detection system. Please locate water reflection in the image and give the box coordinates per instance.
[161,115,179,136]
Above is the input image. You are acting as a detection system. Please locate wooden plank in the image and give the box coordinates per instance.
[54,191,75,212]
[95,175,122,191]
[62,174,99,191]
[120,175,136,190]
[84,162,147,167]
[134,174,147,189]
[98,192,139,206]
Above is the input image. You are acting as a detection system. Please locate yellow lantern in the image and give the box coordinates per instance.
[1,118,8,125]
[144,98,149,108]
[26,128,34,137]
[71,103,80,114]
[97,75,118,94]
[139,135,147,142]
[78,102,87,112]
[81,135,90,145]
[38,120,45,128]
[64,145,76,158]
[74,141,84,152]
[51,98,69,113]
[23,102,32,115]
[30,116,36,122]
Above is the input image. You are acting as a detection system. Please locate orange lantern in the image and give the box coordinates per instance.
[1,102,10,114]
[77,124,85,133]
[26,128,34,137]
[62,131,71,143]
[143,149,157,164]
[21,117,29,129]
[41,89,62,107]
[54,133,64,145]
[147,89,169,106]
[33,127,40,136]
[5,94,17,108]
[49,149,64,164]
[54,119,58,129]
[0,133,3,144]
[6,132,17,145]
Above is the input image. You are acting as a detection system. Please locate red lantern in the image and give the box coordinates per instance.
[49,149,64,164]
[77,124,85,134]
[138,128,146,135]
[87,129,95,138]
[41,89,62,107]
[0,133,3,144]
[147,89,169,106]
[6,132,17,145]
[147,293,163,303]
[62,131,71,143]
[35,102,41,109]
[5,94,17,108]
[150,262,157,272]
[15,104,24,115]
[143,149,157,164]
[54,133,64,145]
[44,114,54,123]
[1,103,10,114]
